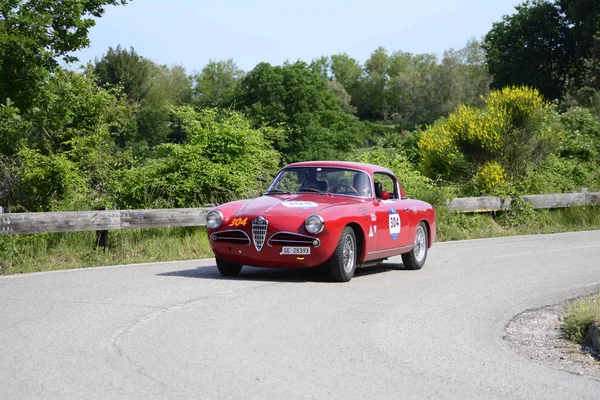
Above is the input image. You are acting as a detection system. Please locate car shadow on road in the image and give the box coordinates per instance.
[157,262,409,283]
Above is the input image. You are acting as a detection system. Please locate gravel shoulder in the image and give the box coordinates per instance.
[505,302,600,380]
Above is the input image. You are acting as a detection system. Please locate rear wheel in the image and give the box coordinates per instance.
[328,226,357,282]
[401,222,428,270]
[216,257,242,277]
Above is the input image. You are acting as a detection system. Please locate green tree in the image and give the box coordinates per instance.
[330,54,363,91]
[0,0,129,110]
[309,56,331,78]
[483,0,572,100]
[94,47,193,147]
[385,51,439,127]
[311,56,358,114]
[236,61,362,162]
[94,45,151,102]
[192,59,244,109]
[558,0,600,84]
[564,33,600,111]
[140,63,192,145]
[359,47,391,120]
[433,39,491,117]
[327,80,357,114]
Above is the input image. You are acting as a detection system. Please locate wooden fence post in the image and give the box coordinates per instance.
[95,207,109,253]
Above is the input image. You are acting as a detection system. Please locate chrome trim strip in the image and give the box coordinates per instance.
[211,229,251,245]
[273,239,314,244]
[366,245,412,255]
[267,231,321,248]
[270,239,318,245]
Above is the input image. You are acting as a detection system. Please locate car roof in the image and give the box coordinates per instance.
[285,161,395,176]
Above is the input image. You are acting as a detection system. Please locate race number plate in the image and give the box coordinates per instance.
[282,246,311,255]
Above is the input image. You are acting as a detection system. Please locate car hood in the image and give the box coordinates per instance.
[234,194,361,218]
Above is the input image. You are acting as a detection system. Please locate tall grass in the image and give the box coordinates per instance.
[562,293,600,343]
[437,206,600,241]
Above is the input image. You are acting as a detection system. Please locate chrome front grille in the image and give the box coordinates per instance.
[252,216,268,251]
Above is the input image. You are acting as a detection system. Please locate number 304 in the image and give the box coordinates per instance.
[229,217,248,227]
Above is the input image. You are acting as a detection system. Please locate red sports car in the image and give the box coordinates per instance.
[206,161,436,282]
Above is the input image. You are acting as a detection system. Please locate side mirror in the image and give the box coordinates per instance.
[380,190,391,200]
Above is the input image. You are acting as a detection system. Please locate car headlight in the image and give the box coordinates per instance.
[305,214,324,234]
[206,210,223,229]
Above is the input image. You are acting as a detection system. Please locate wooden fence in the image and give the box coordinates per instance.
[447,191,600,213]
[0,191,598,238]
[0,208,210,236]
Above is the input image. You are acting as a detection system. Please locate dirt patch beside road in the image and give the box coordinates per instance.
[505,303,600,380]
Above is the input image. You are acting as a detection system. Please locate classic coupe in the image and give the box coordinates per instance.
[206,161,436,282]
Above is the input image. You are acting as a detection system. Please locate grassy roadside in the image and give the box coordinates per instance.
[436,206,600,241]
[0,227,212,275]
[1,206,599,275]
[562,293,600,343]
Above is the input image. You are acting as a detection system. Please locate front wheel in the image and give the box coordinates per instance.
[328,226,357,282]
[401,222,428,270]
[216,257,242,277]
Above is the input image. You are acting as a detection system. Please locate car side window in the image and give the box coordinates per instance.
[373,172,399,199]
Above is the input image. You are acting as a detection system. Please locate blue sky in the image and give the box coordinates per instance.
[72,0,523,72]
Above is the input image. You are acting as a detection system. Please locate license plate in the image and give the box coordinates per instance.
[282,246,311,255]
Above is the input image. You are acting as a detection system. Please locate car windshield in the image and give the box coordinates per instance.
[265,167,372,198]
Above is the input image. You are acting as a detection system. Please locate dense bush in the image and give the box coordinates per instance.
[114,107,281,208]
[519,156,593,194]
[0,68,135,211]
[554,107,600,162]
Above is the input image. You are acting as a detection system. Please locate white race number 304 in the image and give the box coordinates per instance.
[389,209,400,240]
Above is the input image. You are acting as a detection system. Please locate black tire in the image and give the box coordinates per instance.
[401,222,428,270]
[328,226,357,282]
[216,257,242,277]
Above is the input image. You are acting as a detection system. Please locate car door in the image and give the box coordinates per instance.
[373,172,412,251]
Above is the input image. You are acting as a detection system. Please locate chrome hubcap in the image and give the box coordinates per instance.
[414,226,426,262]
[342,234,355,273]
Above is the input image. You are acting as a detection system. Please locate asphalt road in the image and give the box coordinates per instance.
[1,230,600,399]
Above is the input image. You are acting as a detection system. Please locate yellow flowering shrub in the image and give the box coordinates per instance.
[448,105,501,152]
[473,161,506,194]
[418,86,551,191]
[418,118,462,179]
[485,86,547,127]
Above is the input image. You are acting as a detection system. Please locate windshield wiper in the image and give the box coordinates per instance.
[298,187,331,196]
